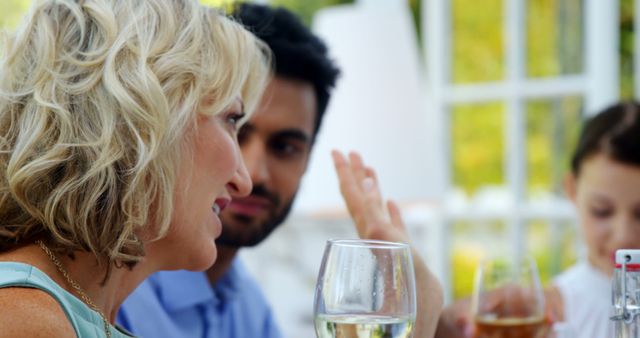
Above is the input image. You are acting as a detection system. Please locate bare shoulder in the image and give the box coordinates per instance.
[0,287,76,338]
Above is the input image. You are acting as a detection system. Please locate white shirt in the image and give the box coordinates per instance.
[554,261,613,338]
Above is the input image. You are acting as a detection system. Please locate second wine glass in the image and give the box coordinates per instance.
[472,255,548,338]
[313,239,416,338]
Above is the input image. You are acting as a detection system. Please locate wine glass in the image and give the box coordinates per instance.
[313,239,417,338]
[472,255,548,338]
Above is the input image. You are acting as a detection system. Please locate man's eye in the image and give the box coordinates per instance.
[237,125,249,143]
[270,140,301,157]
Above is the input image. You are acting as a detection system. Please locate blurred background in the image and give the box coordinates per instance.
[1,0,634,336]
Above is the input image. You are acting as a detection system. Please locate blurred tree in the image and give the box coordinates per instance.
[452,102,505,193]
[408,0,422,48]
[200,0,238,11]
[527,0,583,78]
[526,96,582,195]
[452,0,504,83]
[620,0,634,99]
[0,0,30,29]
[271,0,353,26]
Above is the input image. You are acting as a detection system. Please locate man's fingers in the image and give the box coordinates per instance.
[332,150,355,198]
[348,151,368,184]
[364,166,376,179]
[332,150,364,218]
[387,200,406,230]
[332,150,350,188]
[333,150,406,241]
[360,175,388,230]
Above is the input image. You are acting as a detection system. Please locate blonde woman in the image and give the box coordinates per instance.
[0,0,269,337]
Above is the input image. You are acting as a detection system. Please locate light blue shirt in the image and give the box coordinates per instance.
[0,262,134,338]
[117,258,283,338]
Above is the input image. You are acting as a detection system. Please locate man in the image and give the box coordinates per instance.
[118,3,442,338]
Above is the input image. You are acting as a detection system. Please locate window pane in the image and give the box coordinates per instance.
[620,0,634,98]
[526,0,584,78]
[526,96,583,197]
[0,0,31,29]
[452,102,505,194]
[451,220,508,299]
[452,0,504,83]
[199,0,234,6]
[527,220,579,285]
[270,0,355,25]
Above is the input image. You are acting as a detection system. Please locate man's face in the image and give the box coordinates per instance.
[217,77,317,247]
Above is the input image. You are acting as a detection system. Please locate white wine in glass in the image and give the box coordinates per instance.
[313,239,417,338]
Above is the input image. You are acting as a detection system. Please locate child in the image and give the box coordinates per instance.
[436,101,640,338]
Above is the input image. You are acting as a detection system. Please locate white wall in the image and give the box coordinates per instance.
[292,0,445,214]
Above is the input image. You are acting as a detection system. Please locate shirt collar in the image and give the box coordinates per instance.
[583,260,612,287]
[211,257,245,302]
[151,270,215,312]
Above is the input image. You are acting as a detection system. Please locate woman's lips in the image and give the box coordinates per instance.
[213,198,230,215]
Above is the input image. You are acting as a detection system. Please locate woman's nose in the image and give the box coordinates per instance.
[227,157,252,197]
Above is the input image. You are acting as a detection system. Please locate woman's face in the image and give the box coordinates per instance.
[567,153,640,276]
[147,99,251,271]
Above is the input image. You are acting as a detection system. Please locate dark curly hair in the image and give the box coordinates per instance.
[571,101,640,175]
[233,2,341,138]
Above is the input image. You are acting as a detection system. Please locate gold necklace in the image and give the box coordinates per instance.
[35,240,112,338]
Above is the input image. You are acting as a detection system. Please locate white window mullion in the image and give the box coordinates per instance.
[423,0,453,302]
[444,76,587,104]
[505,0,527,262]
[585,0,619,114]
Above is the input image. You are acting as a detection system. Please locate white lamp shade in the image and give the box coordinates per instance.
[292,1,444,213]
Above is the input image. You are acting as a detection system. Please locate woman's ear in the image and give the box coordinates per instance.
[563,173,577,203]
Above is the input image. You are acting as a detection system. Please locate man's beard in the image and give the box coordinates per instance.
[217,184,296,247]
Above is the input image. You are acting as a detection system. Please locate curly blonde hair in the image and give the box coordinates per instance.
[0,0,270,265]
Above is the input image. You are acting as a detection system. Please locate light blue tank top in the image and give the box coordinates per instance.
[0,262,135,338]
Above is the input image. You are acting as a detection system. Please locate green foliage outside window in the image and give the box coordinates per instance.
[452,0,504,83]
[270,0,353,26]
[452,102,505,192]
[0,0,30,29]
[621,0,635,99]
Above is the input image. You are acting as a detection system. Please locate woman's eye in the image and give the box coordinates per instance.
[226,112,246,129]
